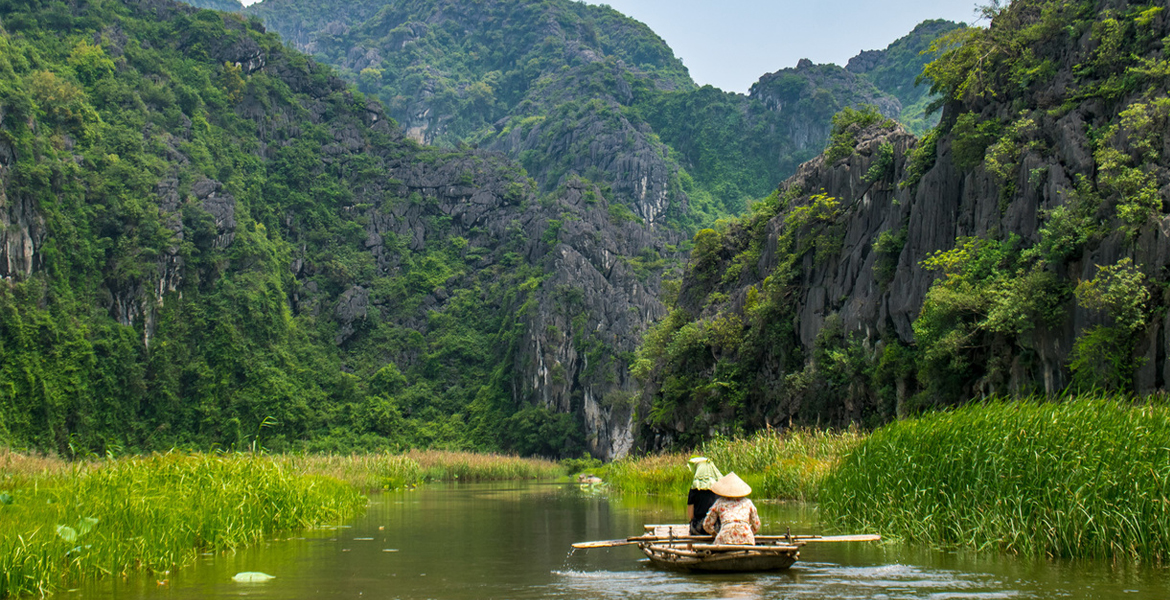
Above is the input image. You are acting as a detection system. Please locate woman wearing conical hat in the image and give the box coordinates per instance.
[686,457,723,535]
[701,472,760,545]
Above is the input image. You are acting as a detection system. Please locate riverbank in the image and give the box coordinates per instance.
[600,428,864,500]
[820,398,1170,562]
[283,449,565,490]
[0,449,564,597]
[0,451,364,598]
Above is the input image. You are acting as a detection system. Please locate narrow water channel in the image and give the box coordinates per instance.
[73,481,1168,599]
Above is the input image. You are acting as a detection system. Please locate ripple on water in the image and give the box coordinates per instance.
[785,561,1021,599]
[547,563,1024,600]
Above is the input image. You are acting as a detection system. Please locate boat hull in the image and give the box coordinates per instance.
[639,543,799,573]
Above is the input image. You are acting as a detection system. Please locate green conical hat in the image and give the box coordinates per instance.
[688,457,722,490]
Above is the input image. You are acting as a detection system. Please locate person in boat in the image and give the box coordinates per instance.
[686,456,723,535]
[702,472,760,545]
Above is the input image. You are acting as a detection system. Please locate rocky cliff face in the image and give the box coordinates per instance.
[0,140,44,281]
[633,0,1170,445]
[246,0,695,229]
[750,59,902,154]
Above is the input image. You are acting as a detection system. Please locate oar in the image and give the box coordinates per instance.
[573,533,880,549]
[802,534,881,543]
[572,539,639,549]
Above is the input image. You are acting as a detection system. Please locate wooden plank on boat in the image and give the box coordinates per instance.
[645,546,707,558]
[652,525,689,537]
[683,543,800,552]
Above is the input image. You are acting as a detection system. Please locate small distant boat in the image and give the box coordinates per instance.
[572,524,879,574]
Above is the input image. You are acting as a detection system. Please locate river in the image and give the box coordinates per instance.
[72,481,1168,599]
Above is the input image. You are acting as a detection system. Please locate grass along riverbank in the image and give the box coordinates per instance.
[284,449,565,490]
[0,451,364,598]
[0,448,564,597]
[820,398,1170,562]
[601,428,864,500]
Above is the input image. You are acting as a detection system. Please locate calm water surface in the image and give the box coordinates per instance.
[73,482,1168,599]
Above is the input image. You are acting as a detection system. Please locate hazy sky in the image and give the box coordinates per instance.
[587,0,983,92]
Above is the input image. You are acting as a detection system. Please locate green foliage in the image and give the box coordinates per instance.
[0,0,568,458]
[632,86,796,222]
[1092,98,1170,230]
[863,142,896,184]
[822,397,1170,561]
[607,202,642,225]
[871,226,906,286]
[1069,258,1149,391]
[920,1,1093,104]
[901,127,939,189]
[181,0,244,11]
[501,406,585,458]
[914,236,1069,405]
[1075,258,1149,333]
[949,112,1002,171]
[983,113,1041,194]
[634,189,851,437]
[825,105,889,162]
[1028,191,1097,265]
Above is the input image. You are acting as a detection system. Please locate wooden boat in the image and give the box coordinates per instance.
[572,524,879,574]
[636,524,799,573]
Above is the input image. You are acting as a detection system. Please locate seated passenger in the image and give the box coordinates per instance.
[702,472,760,545]
[686,457,722,535]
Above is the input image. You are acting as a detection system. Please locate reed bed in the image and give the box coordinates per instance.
[405,449,563,481]
[282,450,563,490]
[278,452,425,491]
[603,428,864,500]
[820,397,1170,562]
[0,451,364,598]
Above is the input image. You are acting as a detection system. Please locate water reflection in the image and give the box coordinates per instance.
[71,482,1168,599]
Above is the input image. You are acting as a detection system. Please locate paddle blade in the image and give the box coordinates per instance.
[572,539,636,549]
[803,534,881,543]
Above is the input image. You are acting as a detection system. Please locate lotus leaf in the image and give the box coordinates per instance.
[232,572,276,582]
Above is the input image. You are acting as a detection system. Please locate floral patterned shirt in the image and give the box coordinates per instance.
[702,496,761,545]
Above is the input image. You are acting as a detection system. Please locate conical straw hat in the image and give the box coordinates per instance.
[711,472,751,498]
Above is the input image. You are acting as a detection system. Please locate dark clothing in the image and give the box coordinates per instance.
[687,488,719,535]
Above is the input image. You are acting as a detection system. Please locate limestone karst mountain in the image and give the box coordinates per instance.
[633,0,1170,447]
[7,0,1075,460]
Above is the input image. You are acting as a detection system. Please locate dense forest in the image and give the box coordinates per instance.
[0,0,675,457]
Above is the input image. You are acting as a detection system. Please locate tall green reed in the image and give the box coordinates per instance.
[821,397,1170,562]
[603,428,864,500]
[281,450,563,491]
[0,452,364,598]
[406,450,563,481]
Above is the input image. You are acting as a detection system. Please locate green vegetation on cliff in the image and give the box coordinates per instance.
[246,0,958,231]
[631,0,1170,444]
[0,0,610,456]
[846,19,965,133]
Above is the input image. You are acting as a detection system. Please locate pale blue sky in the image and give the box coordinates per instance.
[587,0,983,92]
